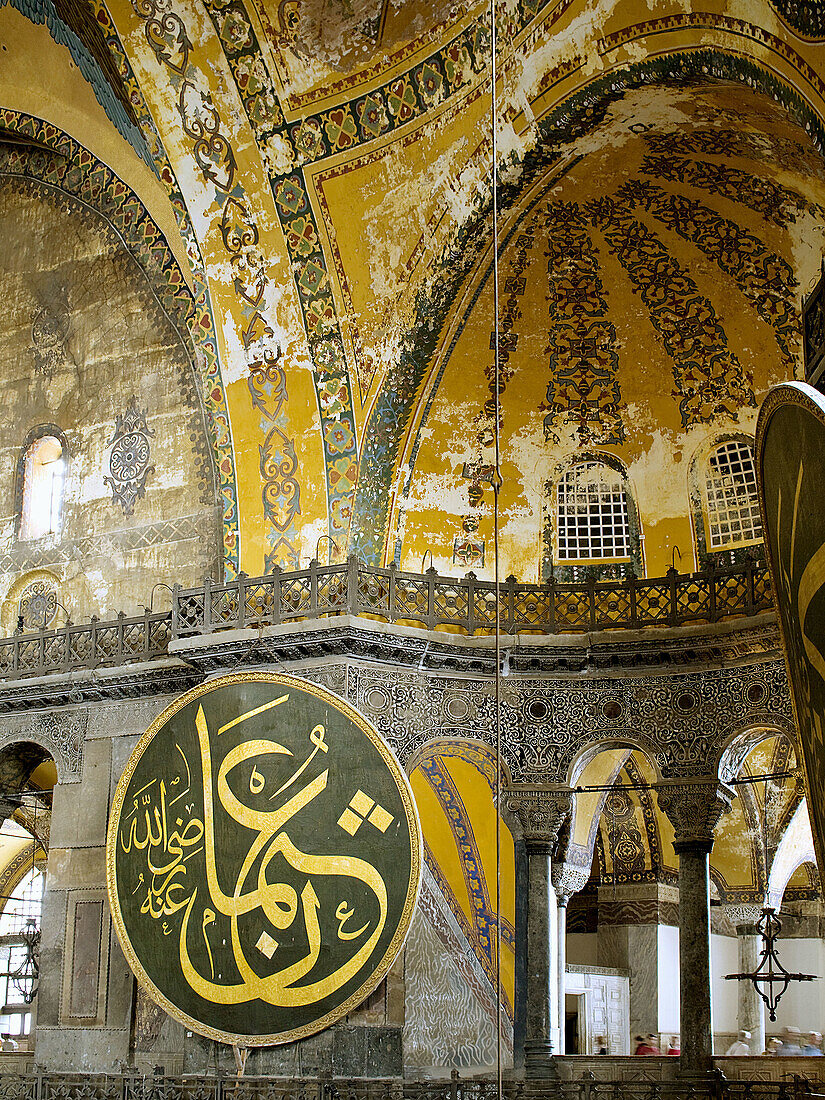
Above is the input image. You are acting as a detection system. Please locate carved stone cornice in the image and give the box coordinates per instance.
[656,779,734,852]
[501,786,572,848]
[552,861,590,905]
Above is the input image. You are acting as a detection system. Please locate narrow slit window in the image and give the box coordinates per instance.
[19,436,65,542]
[705,440,762,550]
[556,461,631,560]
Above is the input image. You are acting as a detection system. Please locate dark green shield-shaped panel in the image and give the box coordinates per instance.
[107,672,422,1045]
[757,382,825,876]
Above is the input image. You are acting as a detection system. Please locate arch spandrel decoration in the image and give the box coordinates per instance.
[107,672,422,1045]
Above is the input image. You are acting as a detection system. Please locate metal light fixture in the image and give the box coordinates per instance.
[10,918,40,1004]
[725,907,817,1021]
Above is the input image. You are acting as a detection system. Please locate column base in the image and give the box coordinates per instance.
[524,1039,558,1079]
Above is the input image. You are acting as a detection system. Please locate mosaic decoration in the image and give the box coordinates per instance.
[0,0,151,166]
[645,128,825,181]
[104,398,155,516]
[18,578,58,631]
[83,0,239,576]
[352,48,825,564]
[128,0,300,570]
[768,0,825,37]
[586,192,755,427]
[194,0,572,550]
[542,202,623,445]
[625,179,800,373]
[417,756,514,1010]
[640,153,819,229]
[453,520,484,570]
[0,109,240,575]
[29,305,69,377]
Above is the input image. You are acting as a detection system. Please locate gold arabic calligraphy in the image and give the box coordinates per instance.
[119,693,389,1007]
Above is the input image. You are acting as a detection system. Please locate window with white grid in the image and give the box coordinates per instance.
[556,462,631,560]
[705,440,763,549]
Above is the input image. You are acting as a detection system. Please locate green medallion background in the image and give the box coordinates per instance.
[758,382,825,877]
[107,672,421,1045]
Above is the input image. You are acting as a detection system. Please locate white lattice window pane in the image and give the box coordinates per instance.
[705,440,763,550]
[557,462,631,560]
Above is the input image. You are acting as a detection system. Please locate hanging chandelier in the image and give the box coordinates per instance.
[10,918,40,1004]
[725,907,817,1021]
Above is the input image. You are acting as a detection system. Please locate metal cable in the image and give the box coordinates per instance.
[490,1,503,1096]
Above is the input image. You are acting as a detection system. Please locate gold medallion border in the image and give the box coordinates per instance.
[106,670,423,1047]
[756,381,825,875]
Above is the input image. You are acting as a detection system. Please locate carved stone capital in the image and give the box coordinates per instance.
[724,902,765,933]
[501,785,572,848]
[552,861,590,906]
[656,779,734,852]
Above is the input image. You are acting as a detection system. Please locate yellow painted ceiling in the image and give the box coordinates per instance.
[3,0,825,580]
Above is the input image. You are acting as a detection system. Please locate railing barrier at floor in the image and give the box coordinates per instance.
[0,1074,819,1100]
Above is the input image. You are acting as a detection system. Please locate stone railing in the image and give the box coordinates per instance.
[0,555,773,682]
[0,1073,819,1100]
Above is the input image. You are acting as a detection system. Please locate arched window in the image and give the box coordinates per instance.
[0,861,44,1038]
[704,439,762,550]
[556,460,632,561]
[19,435,65,542]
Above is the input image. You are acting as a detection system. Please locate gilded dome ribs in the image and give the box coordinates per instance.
[623,179,800,373]
[586,194,755,428]
[640,152,819,229]
[542,202,624,447]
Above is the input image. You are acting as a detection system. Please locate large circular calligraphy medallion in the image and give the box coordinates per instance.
[107,672,422,1045]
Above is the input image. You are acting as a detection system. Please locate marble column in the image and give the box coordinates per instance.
[552,863,590,1055]
[657,779,733,1075]
[725,905,766,1055]
[503,786,572,1078]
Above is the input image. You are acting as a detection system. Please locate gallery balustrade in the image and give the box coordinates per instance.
[0,554,773,682]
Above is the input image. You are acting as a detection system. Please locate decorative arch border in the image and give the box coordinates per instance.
[351,48,825,567]
[0,847,47,920]
[0,109,240,576]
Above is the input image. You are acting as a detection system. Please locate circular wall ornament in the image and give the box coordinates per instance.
[107,672,422,1046]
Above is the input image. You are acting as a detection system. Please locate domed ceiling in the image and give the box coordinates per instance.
[380,83,825,581]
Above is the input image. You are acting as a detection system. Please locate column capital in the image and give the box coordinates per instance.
[501,785,572,847]
[724,902,765,933]
[656,778,734,852]
[552,861,590,906]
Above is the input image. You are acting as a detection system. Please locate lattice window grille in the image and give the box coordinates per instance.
[557,462,631,560]
[705,440,763,549]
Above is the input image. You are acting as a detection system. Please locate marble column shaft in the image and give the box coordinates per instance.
[556,897,567,1055]
[502,786,572,1078]
[658,779,733,1075]
[675,839,714,1071]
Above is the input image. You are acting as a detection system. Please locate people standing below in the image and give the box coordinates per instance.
[646,1034,661,1054]
[634,1035,658,1055]
[0,1035,17,1052]
[803,1032,823,1055]
[666,1036,680,1056]
[782,1027,804,1055]
[726,1030,752,1056]
[594,1035,608,1055]
[764,1037,783,1055]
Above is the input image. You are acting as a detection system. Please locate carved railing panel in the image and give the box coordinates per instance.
[0,556,773,682]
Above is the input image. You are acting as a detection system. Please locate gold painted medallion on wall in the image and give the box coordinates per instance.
[106,672,421,1045]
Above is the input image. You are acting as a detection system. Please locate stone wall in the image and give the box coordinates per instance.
[0,176,220,627]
